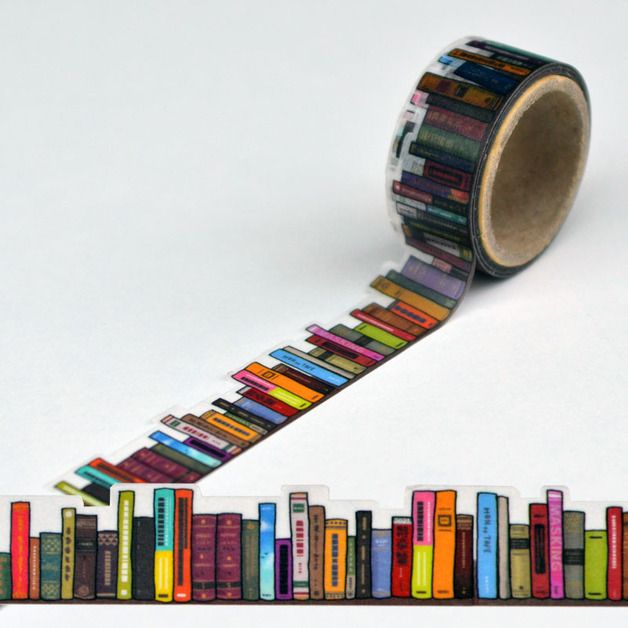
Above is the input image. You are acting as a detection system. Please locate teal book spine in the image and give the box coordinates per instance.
[40,532,63,601]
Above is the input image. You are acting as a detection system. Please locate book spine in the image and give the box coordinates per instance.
[497,495,511,600]
[509,524,531,599]
[391,517,412,597]
[191,514,217,601]
[259,503,276,601]
[308,505,325,600]
[242,519,260,601]
[10,501,30,600]
[275,539,293,600]
[96,531,118,598]
[29,537,40,600]
[116,490,135,600]
[346,535,356,599]
[584,531,608,600]
[324,519,347,600]
[623,513,628,600]
[174,489,193,602]
[289,492,309,600]
[355,510,372,598]
[411,491,435,599]
[563,511,585,600]
[154,487,175,602]
[547,489,564,599]
[371,529,392,599]
[216,513,242,600]
[476,492,498,599]
[417,72,503,110]
[131,516,155,601]
[0,554,10,600]
[74,514,98,600]
[454,514,473,599]
[40,532,62,600]
[529,503,550,598]
[607,506,623,601]
[433,490,456,599]
[61,507,76,599]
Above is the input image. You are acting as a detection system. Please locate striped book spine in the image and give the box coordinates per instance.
[324,519,347,600]
[191,514,216,601]
[411,491,435,598]
[61,507,76,600]
[275,539,292,601]
[173,489,193,602]
[154,488,175,602]
[289,492,309,600]
[116,491,134,600]
[10,502,29,600]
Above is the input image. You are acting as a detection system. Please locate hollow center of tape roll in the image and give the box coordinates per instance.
[479,75,590,269]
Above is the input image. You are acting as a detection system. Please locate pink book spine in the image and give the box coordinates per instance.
[412,491,435,546]
[233,370,275,394]
[547,489,564,599]
[306,325,385,362]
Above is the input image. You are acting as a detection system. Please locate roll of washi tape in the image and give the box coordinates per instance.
[52,37,590,505]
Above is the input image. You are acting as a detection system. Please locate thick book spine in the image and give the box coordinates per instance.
[116,490,135,600]
[29,537,40,600]
[623,513,628,600]
[308,505,325,600]
[529,503,550,598]
[74,514,98,600]
[174,489,193,602]
[324,519,347,600]
[275,539,293,601]
[509,524,531,599]
[607,506,623,601]
[547,489,564,599]
[242,519,260,601]
[346,535,356,599]
[433,490,456,599]
[0,554,10,600]
[96,531,118,598]
[563,511,585,600]
[10,501,30,600]
[391,517,412,597]
[154,487,175,602]
[61,507,76,600]
[355,510,372,599]
[454,514,473,599]
[40,532,62,601]
[216,513,242,600]
[131,516,155,601]
[476,492,498,599]
[497,496,511,599]
[584,531,608,600]
[411,491,435,599]
[259,503,276,601]
[191,514,217,601]
[289,492,309,600]
[371,529,392,599]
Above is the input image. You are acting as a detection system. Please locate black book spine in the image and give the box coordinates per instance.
[131,517,155,600]
[355,511,372,598]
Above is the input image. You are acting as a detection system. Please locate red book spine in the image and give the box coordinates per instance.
[529,503,550,599]
[607,506,623,601]
[28,537,40,600]
[174,489,194,602]
[10,502,30,599]
[216,513,242,600]
[391,520,412,597]
[192,514,217,601]
[239,387,299,417]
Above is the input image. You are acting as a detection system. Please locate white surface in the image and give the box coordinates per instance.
[1,0,627,625]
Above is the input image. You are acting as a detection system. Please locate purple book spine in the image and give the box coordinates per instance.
[216,514,242,600]
[275,538,293,600]
[401,256,466,299]
[118,456,173,483]
[132,447,190,480]
[184,437,234,463]
[191,514,217,601]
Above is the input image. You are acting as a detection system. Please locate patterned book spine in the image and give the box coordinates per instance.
[345,535,356,599]
[0,554,10,600]
[324,519,347,600]
[607,506,623,601]
[29,537,40,600]
[529,503,550,598]
[308,505,325,600]
[411,491,435,599]
[476,492,498,599]
[96,531,118,598]
[454,514,473,599]
[40,532,62,601]
[547,489,564,599]
[131,516,155,601]
[74,514,98,600]
[242,519,260,601]
[275,538,293,601]
[584,531,608,600]
[563,511,585,600]
[391,516,412,597]
[191,514,217,601]
[371,529,392,599]
[355,510,372,599]
[289,492,309,600]
[623,513,628,600]
[497,495,511,600]
[174,489,193,602]
[154,487,175,602]
[116,490,135,600]
[259,503,276,601]
[433,490,456,599]
[10,501,29,599]
[216,513,242,600]
[509,524,531,599]
[416,72,503,110]
[61,507,76,599]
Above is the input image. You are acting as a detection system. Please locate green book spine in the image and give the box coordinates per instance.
[242,519,260,601]
[509,524,531,599]
[61,507,76,599]
[414,124,482,163]
[563,511,585,600]
[116,490,135,600]
[345,535,356,600]
[584,531,608,600]
[0,553,10,600]
[40,532,62,600]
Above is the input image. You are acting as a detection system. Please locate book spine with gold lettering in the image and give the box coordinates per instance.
[308,505,325,600]
[355,511,372,599]
[74,514,98,600]
[454,514,473,599]
[242,519,260,601]
[10,501,30,600]
[509,524,531,599]
[346,535,356,599]
[61,507,76,599]
[29,537,40,600]
[96,531,118,598]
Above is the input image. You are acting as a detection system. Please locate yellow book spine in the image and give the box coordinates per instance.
[116,491,135,600]
[154,551,174,602]
[411,546,433,599]
[60,508,76,600]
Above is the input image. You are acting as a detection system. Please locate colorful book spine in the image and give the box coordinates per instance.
[547,489,564,599]
[242,519,260,600]
[355,510,372,599]
[433,490,456,599]
[116,490,134,600]
[308,504,325,600]
[191,514,217,601]
[275,538,292,601]
[154,487,175,602]
[371,529,392,599]
[411,491,435,599]
[607,506,623,601]
[174,488,193,602]
[346,535,356,599]
[40,532,62,601]
[259,503,276,601]
[289,491,309,600]
[96,531,118,598]
[10,501,29,600]
[584,531,608,600]
[29,537,40,600]
[0,553,10,600]
[476,492,498,599]
[497,495,510,599]
[216,513,242,600]
[509,524,531,599]
[454,514,473,599]
[391,516,412,597]
[74,514,98,600]
[563,511,585,600]
[529,503,549,598]
[61,507,76,599]
[131,516,155,601]
[324,519,347,600]
[623,513,628,600]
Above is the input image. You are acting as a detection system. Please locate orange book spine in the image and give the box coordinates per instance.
[173,489,193,602]
[432,490,456,599]
[10,502,30,599]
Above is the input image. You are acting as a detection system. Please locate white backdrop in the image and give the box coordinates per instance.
[1,0,627,625]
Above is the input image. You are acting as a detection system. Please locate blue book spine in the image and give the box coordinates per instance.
[149,431,221,468]
[370,529,392,599]
[477,492,498,599]
[269,349,348,387]
[453,61,518,95]
[259,503,276,601]
[234,397,287,425]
